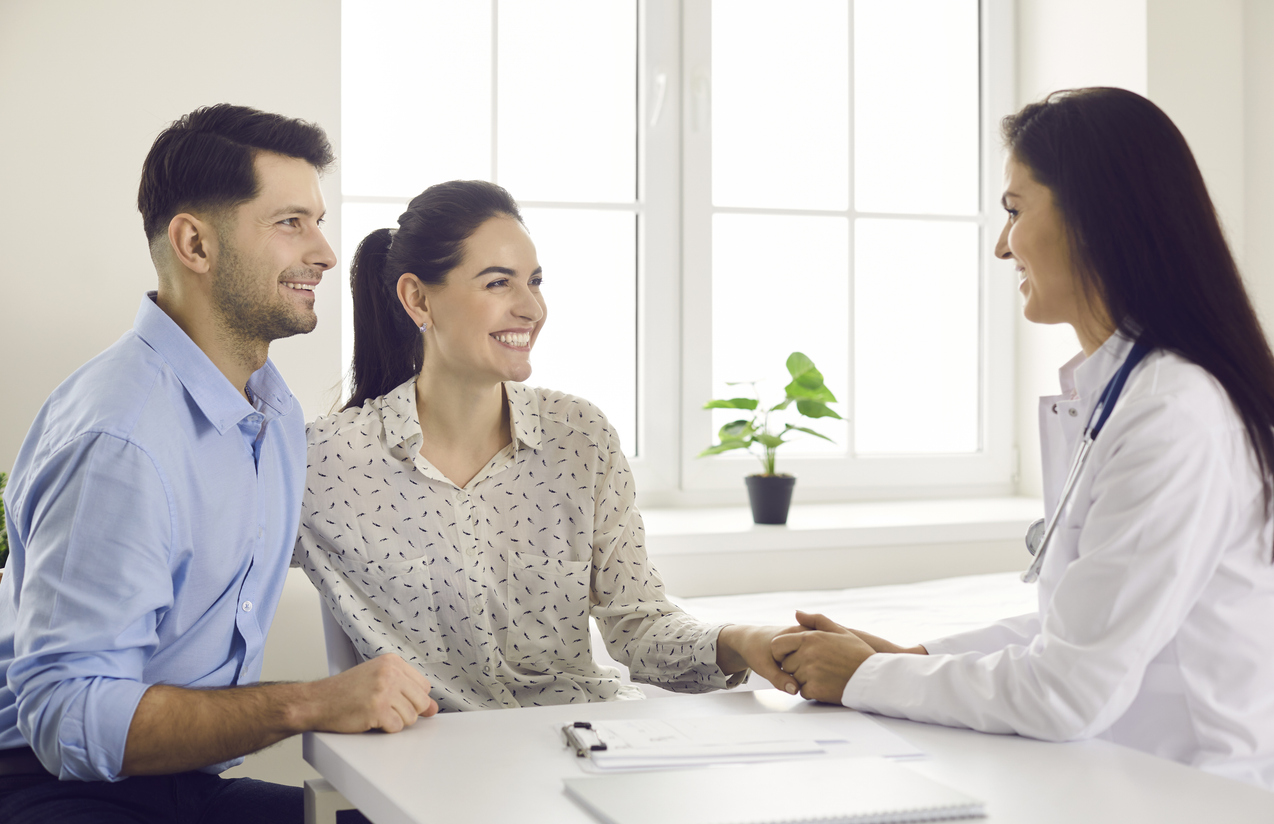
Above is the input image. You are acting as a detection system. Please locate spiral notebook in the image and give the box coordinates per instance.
[563,757,985,824]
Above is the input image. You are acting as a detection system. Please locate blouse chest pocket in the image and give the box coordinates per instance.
[345,554,447,664]
[504,551,592,671]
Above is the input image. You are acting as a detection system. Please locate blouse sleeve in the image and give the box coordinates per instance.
[587,424,746,693]
[844,377,1254,741]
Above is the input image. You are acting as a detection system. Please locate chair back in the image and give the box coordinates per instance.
[320,602,362,676]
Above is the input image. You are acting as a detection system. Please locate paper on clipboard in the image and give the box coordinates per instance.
[573,712,924,773]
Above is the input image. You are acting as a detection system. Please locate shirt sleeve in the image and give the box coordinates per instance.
[7,433,173,781]
[922,612,1040,656]
[587,425,745,693]
[843,384,1251,741]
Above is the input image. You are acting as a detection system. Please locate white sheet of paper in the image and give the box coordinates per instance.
[576,711,924,772]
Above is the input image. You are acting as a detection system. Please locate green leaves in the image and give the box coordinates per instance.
[784,351,838,404]
[698,352,844,474]
[796,399,842,420]
[704,397,759,411]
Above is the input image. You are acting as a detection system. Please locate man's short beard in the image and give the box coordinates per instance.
[211,236,318,346]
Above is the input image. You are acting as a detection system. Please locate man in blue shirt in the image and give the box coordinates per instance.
[0,105,438,823]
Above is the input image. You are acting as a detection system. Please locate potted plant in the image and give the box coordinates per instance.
[699,352,842,524]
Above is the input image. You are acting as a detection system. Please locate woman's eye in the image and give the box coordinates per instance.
[487,278,509,289]
[1005,208,1019,220]
[530,277,544,287]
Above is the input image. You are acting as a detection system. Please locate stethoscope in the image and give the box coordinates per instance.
[1022,340,1153,583]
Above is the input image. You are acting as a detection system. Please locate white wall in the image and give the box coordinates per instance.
[1243,0,1274,327]
[0,0,341,787]
[0,0,344,476]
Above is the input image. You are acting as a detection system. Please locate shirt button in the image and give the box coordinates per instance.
[474,605,484,616]
[1068,408,1078,417]
[466,547,477,557]
[483,664,491,674]
[241,601,253,612]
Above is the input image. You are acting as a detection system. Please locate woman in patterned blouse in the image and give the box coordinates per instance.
[294,180,799,711]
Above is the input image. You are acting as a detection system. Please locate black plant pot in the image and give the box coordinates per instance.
[745,474,796,525]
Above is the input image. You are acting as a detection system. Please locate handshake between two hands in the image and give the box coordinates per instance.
[723,612,927,705]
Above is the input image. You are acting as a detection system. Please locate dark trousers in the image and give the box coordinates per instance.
[0,751,303,824]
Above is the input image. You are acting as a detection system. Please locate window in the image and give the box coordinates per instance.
[341,0,1015,505]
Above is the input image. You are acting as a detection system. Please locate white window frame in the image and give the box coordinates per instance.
[626,0,1017,506]
[338,0,1017,508]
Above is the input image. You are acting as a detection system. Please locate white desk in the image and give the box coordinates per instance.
[304,690,1274,823]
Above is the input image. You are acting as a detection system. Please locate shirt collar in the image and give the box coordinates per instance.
[1063,331,1137,411]
[503,382,542,450]
[132,292,295,434]
[376,378,542,452]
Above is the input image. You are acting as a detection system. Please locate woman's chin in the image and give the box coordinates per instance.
[505,363,533,384]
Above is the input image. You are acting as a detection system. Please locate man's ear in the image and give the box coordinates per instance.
[167,213,214,275]
[397,273,432,328]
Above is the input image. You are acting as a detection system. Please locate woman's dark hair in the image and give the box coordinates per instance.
[344,180,523,410]
[1004,87,1274,520]
[137,103,333,243]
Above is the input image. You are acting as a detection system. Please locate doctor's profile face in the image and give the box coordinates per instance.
[995,156,1087,335]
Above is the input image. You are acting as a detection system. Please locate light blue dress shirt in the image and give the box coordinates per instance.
[0,293,306,781]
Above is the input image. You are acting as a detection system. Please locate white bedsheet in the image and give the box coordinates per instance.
[592,571,1037,697]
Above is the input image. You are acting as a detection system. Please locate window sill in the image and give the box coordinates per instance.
[639,497,1044,596]
[643,497,1043,555]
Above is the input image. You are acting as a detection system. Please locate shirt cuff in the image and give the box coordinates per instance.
[840,652,892,709]
[699,624,749,690]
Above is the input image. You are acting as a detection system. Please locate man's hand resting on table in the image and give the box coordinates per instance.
[301,653,440,733]
[122,653,439,775]
[770,611,927,704]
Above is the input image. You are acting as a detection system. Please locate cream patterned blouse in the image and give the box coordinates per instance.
[294,378,743,711]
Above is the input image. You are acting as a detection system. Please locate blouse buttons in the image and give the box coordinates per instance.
[1068,408,1078,417]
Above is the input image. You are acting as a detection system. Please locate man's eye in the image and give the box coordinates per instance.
[280,217,300,227]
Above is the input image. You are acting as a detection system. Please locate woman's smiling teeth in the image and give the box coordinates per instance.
[492,331,531,348]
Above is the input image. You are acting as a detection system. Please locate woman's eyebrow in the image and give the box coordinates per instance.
[472,266,544,278]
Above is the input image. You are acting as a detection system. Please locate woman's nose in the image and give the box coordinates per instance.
[994,220,1013,260]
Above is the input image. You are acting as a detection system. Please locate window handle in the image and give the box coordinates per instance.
[649,72,668,128]
[690,68,710,132]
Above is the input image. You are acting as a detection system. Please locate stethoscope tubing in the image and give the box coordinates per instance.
[1022,340,1153,584]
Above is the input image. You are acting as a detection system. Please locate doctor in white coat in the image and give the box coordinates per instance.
[772,87,1274,790]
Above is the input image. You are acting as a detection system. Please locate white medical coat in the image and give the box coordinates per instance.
[842,333,1274,789]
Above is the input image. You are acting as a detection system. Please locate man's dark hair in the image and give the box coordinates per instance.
[137,103,334,243]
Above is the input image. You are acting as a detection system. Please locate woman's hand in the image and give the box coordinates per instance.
[770,612,927,704]
[716,624,802,695]
[792,611,928,656]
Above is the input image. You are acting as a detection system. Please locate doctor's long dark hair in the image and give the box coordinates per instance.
[344,180,523,411]
[1004,87,1274,527]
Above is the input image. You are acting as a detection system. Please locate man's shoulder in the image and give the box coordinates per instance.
[37,331,186,452]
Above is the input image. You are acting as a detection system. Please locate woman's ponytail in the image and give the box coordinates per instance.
[344,228,423,410]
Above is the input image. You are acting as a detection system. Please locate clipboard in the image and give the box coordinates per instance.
[559,713,924,772]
